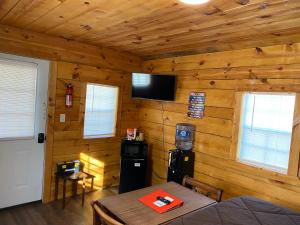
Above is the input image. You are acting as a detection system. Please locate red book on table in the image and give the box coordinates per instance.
[139,189,184,213]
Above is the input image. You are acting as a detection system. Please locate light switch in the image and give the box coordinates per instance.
[60,114,66,123]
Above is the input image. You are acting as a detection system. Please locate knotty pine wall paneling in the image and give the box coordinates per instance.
[0,24,142,72]
[0,25,142,203]
[46,61,140,201]
[141,43,300,211]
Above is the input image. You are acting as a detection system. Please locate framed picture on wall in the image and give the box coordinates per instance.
[187,92,205,119]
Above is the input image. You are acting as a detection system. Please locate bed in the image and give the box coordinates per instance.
[169,196,300,225]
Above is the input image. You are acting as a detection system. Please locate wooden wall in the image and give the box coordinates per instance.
[0,24,143,203]
[141,43,300,211]
[3,22,300,210]
[0,24,142,72]
[47,61,140,201]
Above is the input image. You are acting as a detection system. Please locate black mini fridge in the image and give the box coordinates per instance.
[119,140,148,194]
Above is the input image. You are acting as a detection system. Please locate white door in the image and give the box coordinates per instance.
[0,53,49,209]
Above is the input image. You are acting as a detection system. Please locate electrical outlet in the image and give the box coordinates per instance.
[60,114,66,123]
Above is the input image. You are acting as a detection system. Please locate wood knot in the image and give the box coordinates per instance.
[249,70,258,79]
[278,66,283,71]
[199,60,205,65]
[135,35,142,41]
[287,43,294,51]
[72,72,79,79]
[204,7,222,16]
[101,54,106,60]
[259,3,269,9]
[210,81,216,86]
[80,24,92,31]
[22,34,30,40]
[237,0,249,5]
[255,47,263,55]
[261,78,268,84]
[260,15,272,19]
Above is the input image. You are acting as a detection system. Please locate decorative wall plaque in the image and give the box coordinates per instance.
[187,92,205,118]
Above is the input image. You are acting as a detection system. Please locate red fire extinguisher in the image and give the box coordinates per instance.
[65,83,73,108]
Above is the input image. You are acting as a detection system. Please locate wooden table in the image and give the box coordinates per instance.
[55,172,95,209]
[97,182,216,225]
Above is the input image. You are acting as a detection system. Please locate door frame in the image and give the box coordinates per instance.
[0,52,50,205]
[43,61,57,203]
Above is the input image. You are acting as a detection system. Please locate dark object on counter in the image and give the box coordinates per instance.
[167,150,195,184]
[119,140,148,194]
[56,160,80,176]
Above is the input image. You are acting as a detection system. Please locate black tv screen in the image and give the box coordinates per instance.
[132,73,176,101]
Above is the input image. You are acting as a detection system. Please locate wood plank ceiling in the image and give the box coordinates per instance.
[0,0,299,59]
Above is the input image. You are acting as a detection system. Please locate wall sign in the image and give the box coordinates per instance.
[187,92,205,118]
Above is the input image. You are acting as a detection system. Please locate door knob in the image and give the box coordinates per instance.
[38,133,45,143]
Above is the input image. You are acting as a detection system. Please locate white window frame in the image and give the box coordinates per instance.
[83,83,119,139]
[231,91,300,175]
[237,92,296,174]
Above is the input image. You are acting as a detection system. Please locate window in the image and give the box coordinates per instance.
[237,92,296,173]
[83,83,119,138]
[0,58,37,139]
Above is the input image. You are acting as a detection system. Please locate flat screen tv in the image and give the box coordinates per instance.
[132,73,176,101]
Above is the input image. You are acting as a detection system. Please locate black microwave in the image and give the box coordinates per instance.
[121,140,148,158]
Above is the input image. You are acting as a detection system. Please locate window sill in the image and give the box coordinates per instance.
[83,134,115,139]
[237,159,288,175]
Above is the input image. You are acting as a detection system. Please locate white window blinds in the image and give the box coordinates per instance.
[238,93,295,172]
[0,58,38,139]
[83,84,118,138]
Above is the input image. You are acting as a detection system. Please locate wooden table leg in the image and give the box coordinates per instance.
[72,180,78,197]
[55,175,59,200]
[82,178,86,206]
[91,177,94,190]
[62,179,67,209]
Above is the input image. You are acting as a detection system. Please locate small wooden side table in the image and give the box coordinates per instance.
[55,172,95,209]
